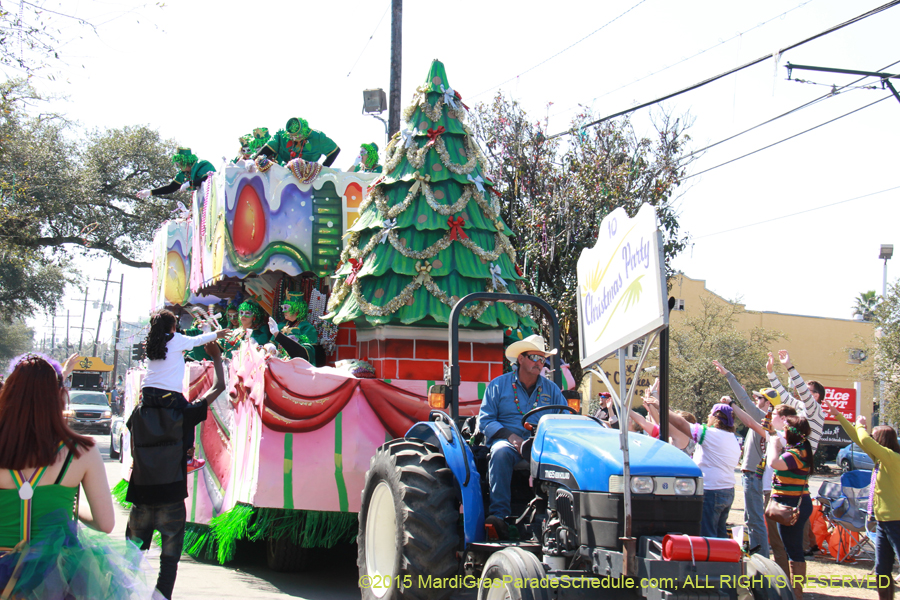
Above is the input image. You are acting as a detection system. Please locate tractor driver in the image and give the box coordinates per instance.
[477,335,567,537]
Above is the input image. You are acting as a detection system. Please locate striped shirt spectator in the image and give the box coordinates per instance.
[766,350,824,452]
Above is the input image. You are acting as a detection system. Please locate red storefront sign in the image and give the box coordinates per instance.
[823,386,856,422]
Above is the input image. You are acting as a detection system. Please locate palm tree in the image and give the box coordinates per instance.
[852,290,879,321]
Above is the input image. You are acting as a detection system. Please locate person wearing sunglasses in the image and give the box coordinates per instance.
[477,335,567,538]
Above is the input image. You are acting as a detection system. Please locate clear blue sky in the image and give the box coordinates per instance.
[20,0,900,346]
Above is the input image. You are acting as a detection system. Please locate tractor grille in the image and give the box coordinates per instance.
[556,488,576,532]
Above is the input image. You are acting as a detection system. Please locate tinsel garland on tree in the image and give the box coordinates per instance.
[326,59,534,329]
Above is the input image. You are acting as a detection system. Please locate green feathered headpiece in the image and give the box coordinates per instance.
[285,117,311,138]
[238,300,265,326]
[172,147,198,167]
[249,127,271,153]
[361,142,379,169]
[281,297,308,321]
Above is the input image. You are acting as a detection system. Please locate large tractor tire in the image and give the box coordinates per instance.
[477,548,550,600]
[357,439,460,600]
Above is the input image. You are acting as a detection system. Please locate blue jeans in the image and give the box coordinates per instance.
[701,487,735,538]
[774,494,813,562]
[742,472,770,556]
[487,437,521,518]
[875,520,900,584]
[127,501,186,599]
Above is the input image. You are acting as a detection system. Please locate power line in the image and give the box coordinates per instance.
[549,0,818,121]
[346,5,391,78]
[694,184,900,240]
[683,94,891,180]
[684,59,900,159]
[546,0,900,140]
[469,0,650,100]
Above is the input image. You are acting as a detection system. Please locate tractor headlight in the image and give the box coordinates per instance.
[630,476,654,494]
[674,478,697,495]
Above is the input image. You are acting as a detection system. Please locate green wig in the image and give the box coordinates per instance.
[285,117,311,138]
[281,299,308,321]
[361,142,379,169]
[249,127,271,153]
[238,300,265,327]
[172,147,198,166]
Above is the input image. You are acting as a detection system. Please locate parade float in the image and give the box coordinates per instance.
[116,60,571,569]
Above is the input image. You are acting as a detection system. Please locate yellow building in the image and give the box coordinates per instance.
[583,274,874,447]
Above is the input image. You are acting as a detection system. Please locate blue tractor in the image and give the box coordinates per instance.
[357,293,789,600]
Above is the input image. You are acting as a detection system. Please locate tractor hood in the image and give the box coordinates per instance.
[530,415,702,492]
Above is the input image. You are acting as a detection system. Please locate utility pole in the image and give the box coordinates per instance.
[78,287,89,352]
[50,313,55,351]
[111,274,124,385]
[92,257,114,357]
[388,0,402,137]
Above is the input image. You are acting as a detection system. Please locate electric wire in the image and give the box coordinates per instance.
[685,58,900,158]
[469,0,650,100]
[694,184,900,240]
[346,5,390,78]
[683,94,891,180]
[548,0,818,121]
[545,0,900,140]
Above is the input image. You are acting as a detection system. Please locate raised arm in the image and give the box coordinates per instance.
[713,360,763,419]
[731,401,767,438]
[766,352,798,410]
[197,342,226,404]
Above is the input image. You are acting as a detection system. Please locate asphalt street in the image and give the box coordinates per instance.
[90,431,846,599]
[93,434,362,600]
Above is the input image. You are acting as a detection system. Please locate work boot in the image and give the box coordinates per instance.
[789,561,806,600]
[485,515,509,540]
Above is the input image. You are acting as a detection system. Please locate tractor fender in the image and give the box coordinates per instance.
[405,420,486,544]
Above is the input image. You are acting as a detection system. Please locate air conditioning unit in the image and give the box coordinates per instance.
[848,349,867,363]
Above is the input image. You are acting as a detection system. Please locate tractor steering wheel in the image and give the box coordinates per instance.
[521,404,578,432]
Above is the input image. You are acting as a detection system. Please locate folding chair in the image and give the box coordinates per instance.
[816,470,875,563]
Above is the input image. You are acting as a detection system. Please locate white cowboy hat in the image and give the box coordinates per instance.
[505,334,558,363]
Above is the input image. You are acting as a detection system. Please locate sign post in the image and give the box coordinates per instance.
[575,204,668,576]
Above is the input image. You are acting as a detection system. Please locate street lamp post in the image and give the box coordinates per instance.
[877,244,893,427]
[362,88,389,147]
[880,244,893,298]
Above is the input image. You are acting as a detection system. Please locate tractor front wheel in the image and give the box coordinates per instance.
[357,439,460,600]
[477,548,550,600]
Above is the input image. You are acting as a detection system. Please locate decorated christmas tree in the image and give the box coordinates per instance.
[327,60,533,330]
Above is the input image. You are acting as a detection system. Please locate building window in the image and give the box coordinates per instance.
[674,299,685,311]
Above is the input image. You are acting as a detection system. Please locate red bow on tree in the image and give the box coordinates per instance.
[426,126,446,147]
[447,216,468,241]
[347,257,364,285]
[455,91,470,111]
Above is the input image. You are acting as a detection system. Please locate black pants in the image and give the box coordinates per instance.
[126,501,186,599]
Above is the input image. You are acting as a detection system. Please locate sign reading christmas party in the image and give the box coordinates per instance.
[575,204,667,369]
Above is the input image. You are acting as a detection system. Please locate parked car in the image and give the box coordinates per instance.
[109,415,126,461]
[64,390,112,434]
[837,442,875,472]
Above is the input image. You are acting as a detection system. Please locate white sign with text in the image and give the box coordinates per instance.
[576,204,667,368]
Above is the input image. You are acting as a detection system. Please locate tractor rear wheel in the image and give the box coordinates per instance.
[357,439,460,600]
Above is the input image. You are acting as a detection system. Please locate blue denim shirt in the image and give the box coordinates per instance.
[477,371,567,442]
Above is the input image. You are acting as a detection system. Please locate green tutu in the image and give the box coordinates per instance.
[0,508,163,600]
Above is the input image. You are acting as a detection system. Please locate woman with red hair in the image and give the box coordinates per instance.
[0,352,161,599]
